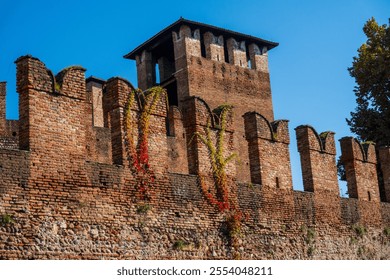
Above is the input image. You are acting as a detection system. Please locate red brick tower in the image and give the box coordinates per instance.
[124,18,278,182]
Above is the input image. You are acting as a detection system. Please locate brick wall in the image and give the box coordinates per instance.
[86,77,105,128]
[185,56,273,183]
[104,77,133,166]
[340,137,382,226]
[0,82,6,135]
[244,112,292,189]
[181,96,235,178]
[167,106,188,174]
[0,54,389,259]
[172,25,274,183]
[16,56,89,186]
[378,147,390,202]
[296,126,341,224]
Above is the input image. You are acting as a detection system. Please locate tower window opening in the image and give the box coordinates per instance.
[224,42,229,63]
[155,63,160,84]
[201,38,206,58]
[165,81,178,107]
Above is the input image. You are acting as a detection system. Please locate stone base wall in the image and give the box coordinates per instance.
[0,172,389,260]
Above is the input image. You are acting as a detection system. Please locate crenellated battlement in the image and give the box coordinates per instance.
[243,112,292,189]
[244,112,290,143]
[296,125,336,154]
[340,137,377,163]
[296,126,338,193]
[340,137,379,201]
[0,19,389,260]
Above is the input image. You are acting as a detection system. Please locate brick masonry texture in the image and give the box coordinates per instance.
[0,21,390,259]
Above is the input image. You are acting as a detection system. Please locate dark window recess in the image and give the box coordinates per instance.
[224,42,229,63]
[166,81,178,107]
[166,117,172,136]
[201,39,206,58]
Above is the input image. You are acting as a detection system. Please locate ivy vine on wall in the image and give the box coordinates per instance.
[195,105,236,210]
[193,104,243,257]
[124,86,167,201]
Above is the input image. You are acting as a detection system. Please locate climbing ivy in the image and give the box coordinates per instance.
[124,86,167,200]
[195,105,236,210]
[193,104,243,257]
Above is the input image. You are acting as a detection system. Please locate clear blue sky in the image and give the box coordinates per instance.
[1,0,389,192]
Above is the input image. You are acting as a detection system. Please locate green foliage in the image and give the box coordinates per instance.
[225,212,242,238]
[307,246,315,257]
[136,204,151,214]
[347,18,390,146]
[357,246,365,258]
[384,227,390,236]
[361,140,376,145]
[319,132,329,139]
[353,224,367,237]
[173,240,186,250]
[337,155,347,181]
[1,214,14,225]
[301,225,315,244]
[306,228,315,242]
[300,226,316,256]
[55,82,61,92]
